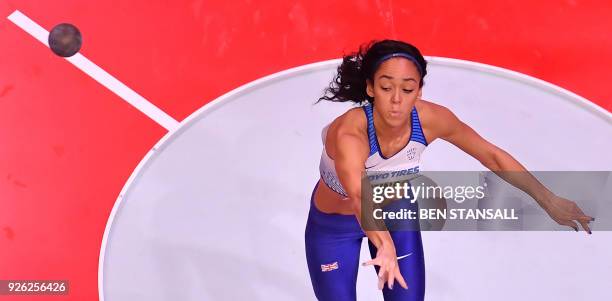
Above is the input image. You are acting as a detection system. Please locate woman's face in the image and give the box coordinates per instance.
[366,57,422,127]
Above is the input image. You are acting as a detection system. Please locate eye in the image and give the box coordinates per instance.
[403,89,414,93]
[381,87,391,91]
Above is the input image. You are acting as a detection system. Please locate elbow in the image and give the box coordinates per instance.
[480,148,505,171]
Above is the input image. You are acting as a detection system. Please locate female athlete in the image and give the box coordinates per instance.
[304,39,594,301]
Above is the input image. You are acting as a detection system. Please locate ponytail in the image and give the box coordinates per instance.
[317,39,427,105]
[317,42,373,104]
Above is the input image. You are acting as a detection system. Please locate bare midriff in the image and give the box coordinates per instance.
[313,178,355,215]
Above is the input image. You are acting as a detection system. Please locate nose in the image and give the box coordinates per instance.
[391,89,402,104]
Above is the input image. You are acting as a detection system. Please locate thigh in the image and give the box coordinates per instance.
[367,230,426,301]
[305,215,364,301]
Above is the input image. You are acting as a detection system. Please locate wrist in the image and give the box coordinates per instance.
[535,190,555,208]
[379,235,395,250]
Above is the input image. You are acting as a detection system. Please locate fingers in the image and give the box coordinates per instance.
[374,264,409,291]
[395,270,409,289]
[568,205,594,234]
[560,217,594,235]
[576,215,594,223]
[574,205,587,217]
[383,267,410,290]
[578,220,592,235]
[549,198,595,234]
[560,220,579,232]
[574,207,595,234]
[377,266,393,290]
[367,254,410,291]
[573,206,593,221]
[362,258,380,267]
[576,215,593,235]
[377,268,386,290]
[375,263,392,290]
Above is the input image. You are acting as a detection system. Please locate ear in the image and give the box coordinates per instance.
[366,79,374,98]
[417,87,423,99]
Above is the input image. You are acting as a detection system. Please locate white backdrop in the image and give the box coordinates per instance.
[100,58,612,300]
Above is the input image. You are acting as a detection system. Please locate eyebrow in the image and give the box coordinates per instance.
[378,74,416,82]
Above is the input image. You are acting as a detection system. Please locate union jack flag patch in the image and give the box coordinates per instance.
[320,261,339,272]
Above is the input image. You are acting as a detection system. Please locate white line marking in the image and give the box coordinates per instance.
[7,10,180,131]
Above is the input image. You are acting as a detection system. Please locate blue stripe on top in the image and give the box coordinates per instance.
[362,104,379,156]
[410,107,428,145]
[362,104,428,158]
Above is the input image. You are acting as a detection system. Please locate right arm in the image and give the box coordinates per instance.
[334,131,393,248]
[333,130,408,290]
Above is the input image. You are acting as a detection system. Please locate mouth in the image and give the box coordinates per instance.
[389,111,401,117]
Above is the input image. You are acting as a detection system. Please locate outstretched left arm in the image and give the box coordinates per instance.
[427,104,593,234]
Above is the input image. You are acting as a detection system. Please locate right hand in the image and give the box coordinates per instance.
[362,243,408,290]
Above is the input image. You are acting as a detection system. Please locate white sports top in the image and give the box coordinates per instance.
[319,104,428,197]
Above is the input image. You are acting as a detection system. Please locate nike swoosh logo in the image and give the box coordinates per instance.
[397,253,413,260]
[365,164,377,169]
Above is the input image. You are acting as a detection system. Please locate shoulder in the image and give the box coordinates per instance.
[415,99,454,122]
[325,105,370,158]
[329,106,368,138]
[415,99,461,141]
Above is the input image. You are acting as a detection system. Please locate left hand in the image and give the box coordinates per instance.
[541,194,594,234]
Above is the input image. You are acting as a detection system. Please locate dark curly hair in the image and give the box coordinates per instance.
[317,39,427,104]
